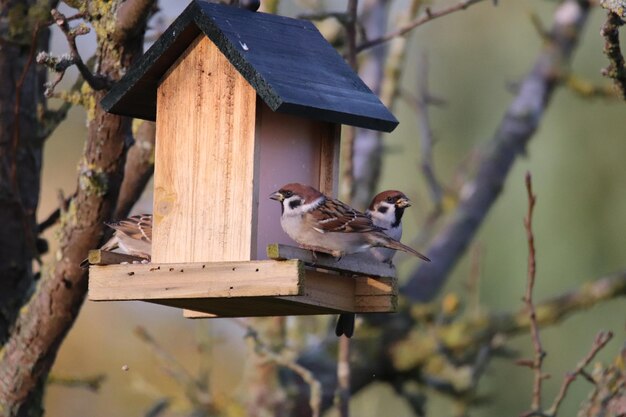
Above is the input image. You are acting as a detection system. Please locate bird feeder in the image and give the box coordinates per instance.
[88,1,399,318]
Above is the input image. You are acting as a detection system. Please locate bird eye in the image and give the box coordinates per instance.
[386,197,395,203]
[283,190,293,198]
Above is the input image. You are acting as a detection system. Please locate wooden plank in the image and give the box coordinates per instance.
[267,244,395,278]
[182,269,396,318]
[354,276,397,296]
[318,122,340,198]
[354,295,397,313]
[88,260,303,301]
[153,35,257,263]
[254,103,333,260]
[87,249,146,266]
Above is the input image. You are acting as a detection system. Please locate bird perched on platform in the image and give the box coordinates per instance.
[336,190,424,338]
[101,214,152,259]
[367,190,412,264]
[270,183,430,338]
[269,183,430,260]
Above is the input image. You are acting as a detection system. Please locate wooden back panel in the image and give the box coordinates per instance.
[153,36,257,263]
[254,103,340,260]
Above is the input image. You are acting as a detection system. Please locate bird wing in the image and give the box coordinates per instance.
[309,198,384,233]
[107,214,152,243]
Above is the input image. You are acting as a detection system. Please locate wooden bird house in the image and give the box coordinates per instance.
[89,1,399,318]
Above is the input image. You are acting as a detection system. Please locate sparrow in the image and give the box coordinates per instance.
[366,190,412,264]
[337,190,419,338]
[81,214,152,267]
[269,183,430,261]
[270,183,430,339]
[101,214,152,259]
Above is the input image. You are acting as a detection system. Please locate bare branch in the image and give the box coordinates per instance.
[520,172,547,413]
[50,9,111,91]
[47,374,106,392]
[113,0,158,44]
[114,120,156,218]
[546,331,613,416]
[403,0,592,302]
[356,0,489,53]
[340,0,359,200]
[336,336,351,417]
[600,11,626,98]
[415,54,444,210]
[234,320,322,417]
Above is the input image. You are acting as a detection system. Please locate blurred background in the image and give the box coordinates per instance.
[40,0,625,416]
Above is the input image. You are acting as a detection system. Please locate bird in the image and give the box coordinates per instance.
[80,214,152,267]
[270,183,430,339]
[367,190,412,264]
[269,183,430,260]
[337,190,419,338]
[101,214,152,259]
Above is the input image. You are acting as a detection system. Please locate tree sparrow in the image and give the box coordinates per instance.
[337,190,422,338]
[270,184,430,339]
[367,190,412,264]
[100,214,152,259]
[269,183,430,260]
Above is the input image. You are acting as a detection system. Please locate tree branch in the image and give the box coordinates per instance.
[356,0,489,53]
[114,120,156,218]
[521,172,546,412]
[51,9,111,91]
[600,11,626,99]
[0,3,154,414]
[403,0,591,301]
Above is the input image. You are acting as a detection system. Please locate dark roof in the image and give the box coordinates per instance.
[101,1,398,132]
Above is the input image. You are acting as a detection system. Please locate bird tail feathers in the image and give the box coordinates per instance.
[370,234,430,262]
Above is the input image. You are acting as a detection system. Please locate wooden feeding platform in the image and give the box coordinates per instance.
[90,2,400,320]
[88,244,397,318]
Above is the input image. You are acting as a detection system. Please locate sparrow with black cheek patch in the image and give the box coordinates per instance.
[367,190,412,264]
[337,190,421,338]
[80,214,152,267]
[269,183,430,260]
[270,183,430,339]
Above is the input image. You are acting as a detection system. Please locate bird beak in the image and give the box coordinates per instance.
[396,197,411,208]
[269,191,284,202]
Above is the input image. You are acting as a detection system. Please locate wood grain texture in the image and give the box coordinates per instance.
[318,123,340,197]
[89,259,303,300]
[153,35,257,263]
[266,244,396,278]
[88,259,396,316]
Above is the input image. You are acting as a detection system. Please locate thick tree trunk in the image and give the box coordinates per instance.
[0,1,51,344]
[0,2,155,416]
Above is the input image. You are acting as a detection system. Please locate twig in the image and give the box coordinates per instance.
[47,374,106,392]
[50,9,111,91]
[340,0,359,201]
[546,331,613,416]
[521,172,547,412]
[415,54,444,210]
[37,192,73,234]
[563,73,620,99]
[234,320,322,417]
[144,399,170,417]
[336,336,351,417]
[356,0,488,52]
[601,11,626,99]
[134,326,214,411]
